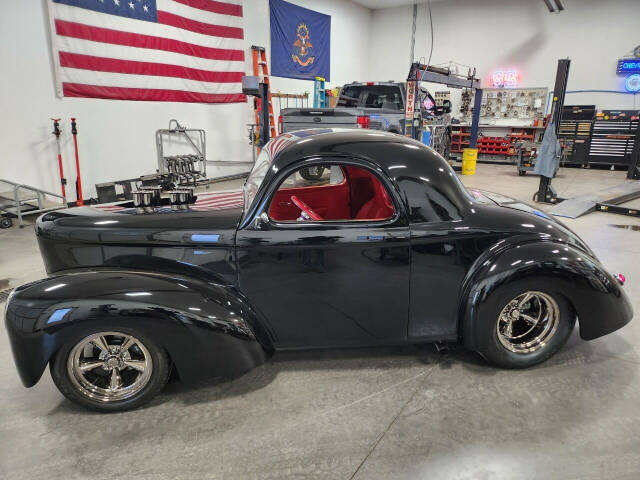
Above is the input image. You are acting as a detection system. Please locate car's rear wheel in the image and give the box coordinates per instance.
[50,327,170,412]
[474,280,575,368]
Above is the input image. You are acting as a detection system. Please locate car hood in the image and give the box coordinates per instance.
[471,189,550,216]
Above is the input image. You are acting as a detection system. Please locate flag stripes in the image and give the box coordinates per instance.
[59,52,244,83]
[172,0,243,17]
[54,20,245,62]
[156,11,243,39]
[48,0,246,103]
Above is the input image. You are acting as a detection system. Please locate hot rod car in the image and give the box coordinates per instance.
[4,129,633,412]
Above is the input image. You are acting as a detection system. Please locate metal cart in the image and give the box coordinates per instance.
[0,179,67,228]
[156,119,207,186]
[515,140,539,175]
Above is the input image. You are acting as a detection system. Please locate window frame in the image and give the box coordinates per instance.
[252,157,405,229]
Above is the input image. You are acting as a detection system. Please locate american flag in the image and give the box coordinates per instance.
[47,0,246,103]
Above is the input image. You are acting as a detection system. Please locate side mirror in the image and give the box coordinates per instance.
[253,212,270,229]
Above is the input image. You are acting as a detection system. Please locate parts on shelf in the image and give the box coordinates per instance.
[461,87,548,122]
[433,91,451,107]
[451,126,540,157]
[477,136,514,155]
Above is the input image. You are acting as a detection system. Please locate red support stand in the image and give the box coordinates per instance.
[71,117,84,206]
[51,118,67,201]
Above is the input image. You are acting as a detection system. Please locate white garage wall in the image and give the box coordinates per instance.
[368,0,640,114]
[3,0,639,202]
[0,0,371,200]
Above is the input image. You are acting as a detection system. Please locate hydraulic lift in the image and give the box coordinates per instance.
[534,59,570,204]
[403,62,482,153]
[535,59,640,219]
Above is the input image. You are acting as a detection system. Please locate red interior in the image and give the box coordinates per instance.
[268,166,395,221]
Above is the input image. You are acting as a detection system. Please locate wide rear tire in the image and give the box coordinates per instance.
[473,279,575,368]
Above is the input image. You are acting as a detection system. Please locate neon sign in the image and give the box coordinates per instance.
[617,59,640,74]
[625,74,640,93]
[489,69,519,88]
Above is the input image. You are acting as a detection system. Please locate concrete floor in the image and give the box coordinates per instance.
[1,165,640,479]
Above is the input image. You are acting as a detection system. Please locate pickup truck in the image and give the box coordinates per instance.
[279,81,447,134]
[279,81,451,179]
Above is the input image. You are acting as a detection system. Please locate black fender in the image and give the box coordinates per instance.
[4,270,274,388]
[460,240,633,350]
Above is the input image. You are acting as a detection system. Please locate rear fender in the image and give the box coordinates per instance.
[4,271,273,387]
[459,240,633,350]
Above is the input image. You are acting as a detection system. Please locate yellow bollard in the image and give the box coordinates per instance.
[461,148,478,175]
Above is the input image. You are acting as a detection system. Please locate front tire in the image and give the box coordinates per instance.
[473,280,575,368]
[50,326,170,412]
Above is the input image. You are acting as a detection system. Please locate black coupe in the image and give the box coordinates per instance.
[5,129,632,411]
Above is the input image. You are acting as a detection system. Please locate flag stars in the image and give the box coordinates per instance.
[129,1,134,8]
[143,4,149,11]
[113,0,119,5]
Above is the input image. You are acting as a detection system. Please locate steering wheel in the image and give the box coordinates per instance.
[291,195,323,221]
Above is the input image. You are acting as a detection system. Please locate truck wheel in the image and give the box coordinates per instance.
[50,326,170,412]
[473,279,575,368]
[0,217,12,229]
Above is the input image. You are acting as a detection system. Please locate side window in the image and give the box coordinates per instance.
[268,164,396,222]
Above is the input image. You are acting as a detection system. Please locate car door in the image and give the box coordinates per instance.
[236,160,411,348]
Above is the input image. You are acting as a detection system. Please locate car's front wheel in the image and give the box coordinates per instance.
[50,327,170,412]
[474,280,575,368]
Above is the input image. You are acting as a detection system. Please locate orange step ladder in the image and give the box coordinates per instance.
[251,45,277,140]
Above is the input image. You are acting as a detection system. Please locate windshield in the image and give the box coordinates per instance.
[338,85,404,109]
[243,148,272,214]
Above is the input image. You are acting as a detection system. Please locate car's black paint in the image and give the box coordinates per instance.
[237,155,412,348]
[5,129,633,388]
[5,271,270,387]
[36,206,243,285]
[460,239,633,349]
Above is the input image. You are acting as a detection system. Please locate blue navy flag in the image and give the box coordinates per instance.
[269,0,330,81]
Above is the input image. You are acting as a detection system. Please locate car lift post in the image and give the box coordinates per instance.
[403,62,481,143]
[535,59,570,204]
[468,88,483,148]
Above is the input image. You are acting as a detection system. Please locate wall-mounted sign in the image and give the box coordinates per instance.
[489,69,519,88]
[617,59,640,74]
[625,74,640,93]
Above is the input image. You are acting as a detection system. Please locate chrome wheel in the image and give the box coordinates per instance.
[67,331,153,403]
[496,291,559,354]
